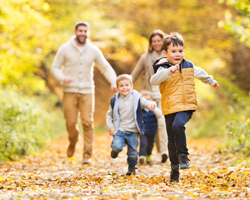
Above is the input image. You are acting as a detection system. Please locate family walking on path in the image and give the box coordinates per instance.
[51,21,219,182]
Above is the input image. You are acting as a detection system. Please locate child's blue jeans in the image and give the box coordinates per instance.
[165,111,193,165]
[111,130,139,167]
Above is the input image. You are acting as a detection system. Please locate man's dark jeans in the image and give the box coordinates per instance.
[165,111,193,165]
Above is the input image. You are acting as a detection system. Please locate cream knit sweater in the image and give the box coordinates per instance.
[51,36,117,94]
[131,50,164,100]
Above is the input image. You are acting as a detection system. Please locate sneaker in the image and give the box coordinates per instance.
[82,159,91,164]
[161,153,168,163]
[111,150,118,158]
[67,144,75,157]
[146,156,152,164]
[170,165,180,183]
[139,156,146,165]
[178,154,190,169]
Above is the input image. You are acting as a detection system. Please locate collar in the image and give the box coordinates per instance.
[70,36,90,51]
[119,91,132,99]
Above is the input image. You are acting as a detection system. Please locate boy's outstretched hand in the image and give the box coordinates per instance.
[147,102,156,111]
[213,82,219,88]
[109,128,116,136]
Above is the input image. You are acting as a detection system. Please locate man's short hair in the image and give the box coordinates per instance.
[75,21,90,30]
[116,74,133,86]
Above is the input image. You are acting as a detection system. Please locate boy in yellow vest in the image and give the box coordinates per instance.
[150,32,219,182]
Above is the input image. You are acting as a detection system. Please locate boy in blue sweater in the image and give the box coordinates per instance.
[139,90,163,165]
[106,74,156,175]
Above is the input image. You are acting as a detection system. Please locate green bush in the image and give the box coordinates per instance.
[0,89,64,161]
[217,77,250,155]
[226,118,250,154]
[187,76,250,158]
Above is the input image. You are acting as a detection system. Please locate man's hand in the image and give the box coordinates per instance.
[109,128,116,136]
[111,84,117,93]
[64,76,72,84]
[213,82,219,88]
[111,84,117,92]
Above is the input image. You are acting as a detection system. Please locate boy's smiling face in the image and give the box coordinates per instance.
[117,79,133,97]
[164,43,184,65]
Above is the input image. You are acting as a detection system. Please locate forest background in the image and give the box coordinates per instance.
[0,0,249,162]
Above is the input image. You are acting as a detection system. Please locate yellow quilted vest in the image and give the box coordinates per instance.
[159,61,197,115]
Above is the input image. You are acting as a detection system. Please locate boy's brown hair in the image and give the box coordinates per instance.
[141,90,153,100]
[163,32,184,51]
[116,74,133,86]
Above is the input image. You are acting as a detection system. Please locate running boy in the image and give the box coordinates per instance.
[150,32,219,182]
[106,74,156,175]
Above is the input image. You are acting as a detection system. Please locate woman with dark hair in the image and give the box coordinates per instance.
[131,30,168,164]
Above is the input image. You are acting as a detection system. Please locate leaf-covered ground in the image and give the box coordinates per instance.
[0,133,249,200]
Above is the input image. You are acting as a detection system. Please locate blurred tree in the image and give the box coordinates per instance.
[0,0,56,94]
[218,0,250,46]
[218,0,250,92]
[1,0,248,127]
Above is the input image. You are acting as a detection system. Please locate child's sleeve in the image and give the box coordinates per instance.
[140,97,157,109]
[106,105,114,129]
[150,66,173,85]
[194,66,218,87]
[153,107,163,118]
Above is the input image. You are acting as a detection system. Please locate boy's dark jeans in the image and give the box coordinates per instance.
[165,111,193,165]
[111,130,139,167]
[139,134,155,156]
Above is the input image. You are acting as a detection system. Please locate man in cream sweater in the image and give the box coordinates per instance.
[51,21,117,164]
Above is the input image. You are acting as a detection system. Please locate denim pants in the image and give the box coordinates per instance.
[139,134,155,156]
[165,111,193,165]
[111,131,139,167]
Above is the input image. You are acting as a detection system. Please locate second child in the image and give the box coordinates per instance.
[139,90,163,165]
[106,74,156,175]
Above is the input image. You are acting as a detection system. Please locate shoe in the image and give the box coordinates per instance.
[146,155,152,164]
[178,154,190,169]
[139,156,146,165]
[82,159,91,164]
[126,165,136,176]
[126,171,136,176]
[111,150,118,158]
[161,153,168,163]
[67,144,75,157]
[170,165,180,183]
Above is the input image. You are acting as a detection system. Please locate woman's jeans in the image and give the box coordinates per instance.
[111,131,139,167]
[165,111,193,165]
[139,134,155,156]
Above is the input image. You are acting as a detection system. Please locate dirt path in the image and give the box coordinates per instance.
[0,133,249,199]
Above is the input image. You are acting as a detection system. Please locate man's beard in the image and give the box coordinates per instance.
[76,36,86,44]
